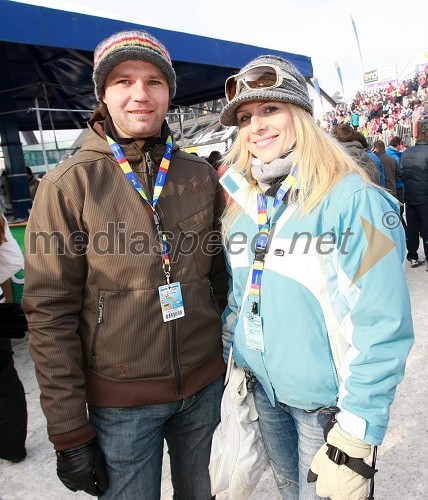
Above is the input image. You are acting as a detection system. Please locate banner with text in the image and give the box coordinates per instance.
[364,66,397,94]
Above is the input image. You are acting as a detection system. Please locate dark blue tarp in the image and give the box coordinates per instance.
[0,0,313,130]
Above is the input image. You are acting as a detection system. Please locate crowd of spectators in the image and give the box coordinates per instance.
[319,69,428,147]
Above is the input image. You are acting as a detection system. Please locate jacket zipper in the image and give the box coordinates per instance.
[145,150,153,175]
[92,294,104,359]
[145,146,182,395]
[97,296,104,324]
[145,149,154,196]
[208,279,220,315]
[172,320,183,399]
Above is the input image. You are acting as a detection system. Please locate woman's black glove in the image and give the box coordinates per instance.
[56,437,109,496]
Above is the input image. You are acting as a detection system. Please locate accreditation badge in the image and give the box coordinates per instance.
[244,312,265,352]
[158,282,185,322]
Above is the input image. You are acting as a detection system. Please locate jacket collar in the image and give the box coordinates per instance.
[220,166,258,224]
[87,108,178,163]
[220,165,297,229]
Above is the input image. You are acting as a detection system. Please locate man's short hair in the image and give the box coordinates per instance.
[331,123,355,143]
[354,131,369,149]
[373,140,385,150]
[389,136,401,147]
[416,117,428,141]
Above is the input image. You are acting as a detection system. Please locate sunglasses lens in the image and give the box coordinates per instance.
[225,77,237,102]
[225,66,280,102]
[244,67,279,88]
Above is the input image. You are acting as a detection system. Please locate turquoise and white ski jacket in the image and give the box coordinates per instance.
[220,168,414,445]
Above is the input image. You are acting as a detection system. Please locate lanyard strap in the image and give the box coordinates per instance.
[249,168,298,312]
[106,134,173,283]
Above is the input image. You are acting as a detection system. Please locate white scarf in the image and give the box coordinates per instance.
[251,150,296,192]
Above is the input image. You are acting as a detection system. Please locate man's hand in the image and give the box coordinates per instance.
[56,437,109,496]
[308,423,374,500]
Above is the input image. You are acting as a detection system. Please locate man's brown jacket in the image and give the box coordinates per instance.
[23,116,228,450]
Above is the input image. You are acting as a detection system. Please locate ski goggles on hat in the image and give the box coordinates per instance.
[225,64,298,102]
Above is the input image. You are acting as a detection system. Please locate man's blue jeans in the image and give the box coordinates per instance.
[88,376,223,500]
[253,381,330,500]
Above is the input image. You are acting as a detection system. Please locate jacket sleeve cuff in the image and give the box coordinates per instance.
[50,423,97,451]
[336,408,366,441]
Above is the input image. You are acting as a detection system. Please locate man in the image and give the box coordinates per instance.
[350,108,360,130]
[207,150,222,172]
[0,171,12,215]
[386,136,404,207]
[331,124,380,184]
[26,167,39,201]
[0,216,27,464]
[23,30,228,499]
[372,139,398,196]
[354,132,386,187]
[399,118,428,269]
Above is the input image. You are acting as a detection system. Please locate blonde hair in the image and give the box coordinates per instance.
[221,103,369,236]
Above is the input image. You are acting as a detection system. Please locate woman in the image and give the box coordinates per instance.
[219,55,414,500]
[0,214,27,462]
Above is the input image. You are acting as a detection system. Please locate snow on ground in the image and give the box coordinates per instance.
[1,265,427,499]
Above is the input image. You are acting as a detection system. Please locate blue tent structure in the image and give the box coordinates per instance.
[0,0,313,130]
[0,0,313,218]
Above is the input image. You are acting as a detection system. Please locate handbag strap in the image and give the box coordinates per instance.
[224,346,235,385]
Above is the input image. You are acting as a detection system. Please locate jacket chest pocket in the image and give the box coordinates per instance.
[176,206,214,280]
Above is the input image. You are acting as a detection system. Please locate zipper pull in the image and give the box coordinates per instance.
[209,280,215,299]
[97,296,104,324]
[145,150,153,176]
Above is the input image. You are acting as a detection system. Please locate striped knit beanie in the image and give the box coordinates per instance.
[93,30,176,101]
[220,55,312,126]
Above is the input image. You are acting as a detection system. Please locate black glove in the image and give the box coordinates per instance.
[0,303,28,339]
[56,437,109,496]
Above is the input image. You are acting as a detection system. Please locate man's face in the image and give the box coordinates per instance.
[102,60,170,138]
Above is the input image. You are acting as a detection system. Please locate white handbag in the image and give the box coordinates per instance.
[209,347,269,499]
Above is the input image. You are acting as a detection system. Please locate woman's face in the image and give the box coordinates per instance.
[236,101,296,163]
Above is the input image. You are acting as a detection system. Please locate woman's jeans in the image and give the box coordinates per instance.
[253,381,330,500]
[88,376,223,500]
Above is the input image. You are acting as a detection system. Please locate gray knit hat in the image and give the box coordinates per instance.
[93,30,176,101]
[220,55,312,126]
